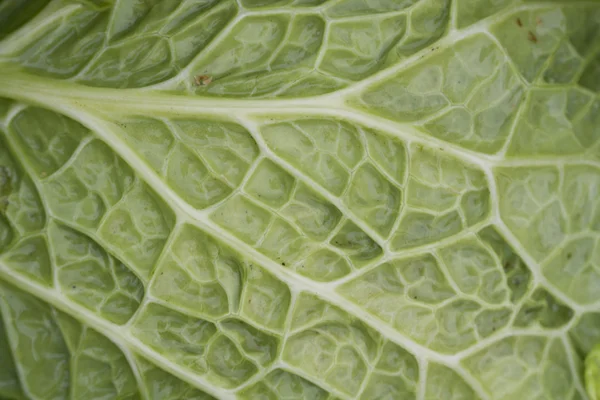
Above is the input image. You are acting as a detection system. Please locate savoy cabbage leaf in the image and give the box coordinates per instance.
[0,0,600,399]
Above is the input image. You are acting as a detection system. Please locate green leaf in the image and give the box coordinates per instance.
[0,1,599,399]
[587,345,600,400]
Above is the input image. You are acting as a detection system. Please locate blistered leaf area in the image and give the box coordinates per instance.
[0,0,599,399]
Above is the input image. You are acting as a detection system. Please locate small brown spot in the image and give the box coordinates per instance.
[536,17,542,25]
[40,172,47,178]
[516,18,523,27]
[528,31,538,43]
[194,74,212,86]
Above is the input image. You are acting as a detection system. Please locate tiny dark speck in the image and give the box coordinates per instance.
[516,18,523,27]
[72,285,76,289]
[567,253,572,260]
[281,262,286,266]
[528,31,538,43]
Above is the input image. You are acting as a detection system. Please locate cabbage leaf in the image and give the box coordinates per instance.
[0,1,600,399]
